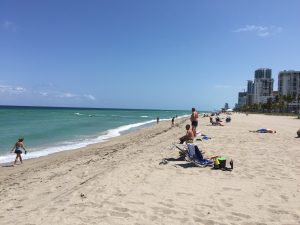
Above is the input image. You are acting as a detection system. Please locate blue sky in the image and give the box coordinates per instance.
[0,0,299,110]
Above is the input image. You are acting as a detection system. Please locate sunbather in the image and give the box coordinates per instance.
[249,128,276,133]
[179,124,194,144]
[210,117,224,126]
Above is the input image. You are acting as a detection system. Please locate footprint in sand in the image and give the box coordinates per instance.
[141,192,155,196]
[231,212,251,219]
[280,194,288,202]
[193,217,218,225]
[113,207,129,213]
[220,199,233,207]
[109,211,132,218]
[222,187,242,192]
[151,206,177,215]
[175,192,193,196]
[126,201,144,205]
[225,215,242,222]
[159,201,174,208]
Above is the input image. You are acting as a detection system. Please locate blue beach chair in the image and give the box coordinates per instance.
[186,144,214,167]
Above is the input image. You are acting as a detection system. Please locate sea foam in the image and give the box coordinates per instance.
[0,119,159,164]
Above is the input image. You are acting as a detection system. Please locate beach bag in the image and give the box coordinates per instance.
[214,157,226,169]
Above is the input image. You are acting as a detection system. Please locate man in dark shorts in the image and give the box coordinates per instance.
[190,107,199,136]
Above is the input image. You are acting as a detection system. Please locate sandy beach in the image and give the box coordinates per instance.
[0,114,299,225]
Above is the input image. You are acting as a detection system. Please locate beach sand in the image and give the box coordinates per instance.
[0,114,299,225]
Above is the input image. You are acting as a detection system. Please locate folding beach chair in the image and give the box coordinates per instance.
[173,143,188,157]
[186,144,214,167]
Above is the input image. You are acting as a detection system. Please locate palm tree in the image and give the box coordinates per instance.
[286,94,294,112]
[278,95,285,112]
[297,95,300,118]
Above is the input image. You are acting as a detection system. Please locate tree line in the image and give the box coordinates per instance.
[238,94,300,113]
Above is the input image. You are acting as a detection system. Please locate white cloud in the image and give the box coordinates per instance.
[0,85,26,94]
[39,92,49,97]
[233,25,282,37]
[1,83,96,102]
[84,94,96,101]
[2,20,18,32]
[58,92,78,99]
[57,92,96,101]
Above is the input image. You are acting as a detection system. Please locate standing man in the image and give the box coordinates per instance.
[190,107,199,136]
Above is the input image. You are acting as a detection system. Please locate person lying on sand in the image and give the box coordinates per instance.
[249,129,276,133]
[179,124,194,144]
[210,117,224,126]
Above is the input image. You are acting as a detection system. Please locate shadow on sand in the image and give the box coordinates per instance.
[175,162,198,168]
[164,156,185,162]
[1,164,14,168]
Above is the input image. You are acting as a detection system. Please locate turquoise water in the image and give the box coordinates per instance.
[0,106,189,163]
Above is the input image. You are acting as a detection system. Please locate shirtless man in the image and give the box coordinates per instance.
[190,107,199,136]
[179,124,194,144]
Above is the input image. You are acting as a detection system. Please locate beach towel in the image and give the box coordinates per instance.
[187,144,213,165]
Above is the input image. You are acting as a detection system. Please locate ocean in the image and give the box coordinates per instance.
[0,106,190,163]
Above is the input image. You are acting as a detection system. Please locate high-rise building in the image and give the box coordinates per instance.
[224,103,229,110]
[237,92,247,108]
[246,80,254,105]
[253,68,274,104]
[278,70,300,98]
[255,68,272,79]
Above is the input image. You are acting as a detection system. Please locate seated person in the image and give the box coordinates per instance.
[249,128,276,133]
[179,124,194,144]
[216,116,223,122]
[210,117,224,126]
[226,116,231,122]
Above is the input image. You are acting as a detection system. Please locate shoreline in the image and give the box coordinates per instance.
[0,114,299,224]
[0,117,188,171]
[0,115,187,164]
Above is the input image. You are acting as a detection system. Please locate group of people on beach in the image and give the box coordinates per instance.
[177,107,290,144]
[8,111,300,167]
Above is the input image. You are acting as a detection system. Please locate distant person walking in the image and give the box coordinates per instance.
[157,117,159,124]
[190,107,199,136]
[11,138,27,165]
[171,117,175,126]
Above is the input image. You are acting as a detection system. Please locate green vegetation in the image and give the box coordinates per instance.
[238,94,300,117]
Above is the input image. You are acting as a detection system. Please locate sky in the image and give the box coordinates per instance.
[0,0,299,110]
